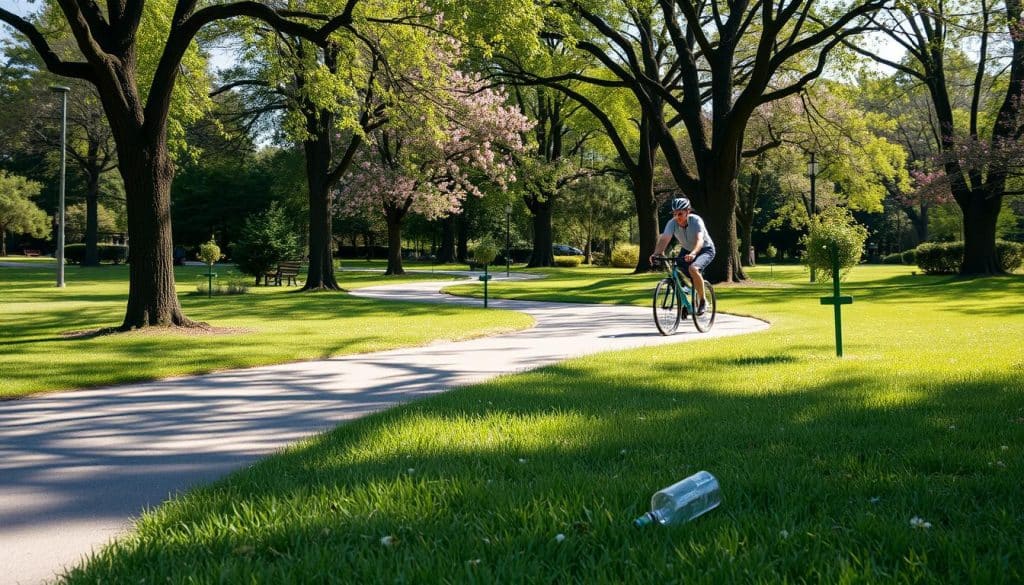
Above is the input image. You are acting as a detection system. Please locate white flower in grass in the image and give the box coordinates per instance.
[407,468,416,475]
[554,533,566,543]
[466,559,482,566]
[869,497,881,504]
[1001,445,1009,451]
[779,529,790,539]
[518,458,527,464]
[380,535,397,546]
[909,516,932,529]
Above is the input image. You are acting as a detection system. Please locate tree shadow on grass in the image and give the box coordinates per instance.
[50,360,1024,584]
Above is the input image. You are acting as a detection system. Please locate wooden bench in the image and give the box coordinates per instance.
[22,249,41,257]
[264,261,302,286]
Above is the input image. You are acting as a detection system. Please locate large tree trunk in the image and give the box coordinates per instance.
[702,166,746,283]
[1,229,7,256]
[385,211,405,275]
[632,170,659,273]
[83,168,101,267]
[960,191,1004,274]
[119,144,193,329]
[436,215,456,263]
[526,193,554,267]
[302,129,341,291]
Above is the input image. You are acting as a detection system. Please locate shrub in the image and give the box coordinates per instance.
[802,207,868,280]
[588,252,605,265]
[198,239,221,266]
[194,281,250,296]
[232,203,303,282]
[914,240,1023,274]
[997,239,1024,271]
[64,243,127,264]
[471,238,499,265]
[914,242,961,274]
[881,250,917,265]
[610,243,639,268]
[553,255,582,267]
[765,244,778,261]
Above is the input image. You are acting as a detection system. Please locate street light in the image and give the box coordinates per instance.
[505,203,512,277]
[808,151,818,283]
[51,85,70,288]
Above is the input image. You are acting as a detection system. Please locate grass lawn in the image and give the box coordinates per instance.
[60,264,1023,583]
[0,262,532,398]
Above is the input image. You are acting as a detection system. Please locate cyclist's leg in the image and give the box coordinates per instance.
[689,248,715,313]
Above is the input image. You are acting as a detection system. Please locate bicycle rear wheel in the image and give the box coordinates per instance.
[653,278,681,335]
[691,279,717,332]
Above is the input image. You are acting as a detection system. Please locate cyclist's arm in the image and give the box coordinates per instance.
[651,233,672,258]
[685,233,705,260]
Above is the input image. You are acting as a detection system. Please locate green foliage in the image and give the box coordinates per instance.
[471,238,499,265]
[64,203,122,244]
[803,207,868,280]
[64,243,127,264]
[194,280,248,296]
[765,244,779,260]
[914,242,962,274]
[610,243,639,268]
[0,170,49,241]
[997,240,1024,271]
[198,239,221,266]
[231,204,303,279]
[915,240,1024,274]
[881,249,917,265]
[553,255,582,267]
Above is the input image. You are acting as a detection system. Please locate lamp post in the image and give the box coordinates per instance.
[51,86,70,288]
[505,203,512,277]
[808,151,818,283]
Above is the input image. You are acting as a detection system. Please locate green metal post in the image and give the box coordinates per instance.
[831,246,842,356]
[207,264,213,299]
[481,265,490,308]
[819,243,853,357]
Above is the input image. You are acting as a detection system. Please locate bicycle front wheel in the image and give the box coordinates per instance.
[653,278,681,335]
[691,279,717,332]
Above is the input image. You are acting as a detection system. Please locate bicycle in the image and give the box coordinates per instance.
[651,254,717,334]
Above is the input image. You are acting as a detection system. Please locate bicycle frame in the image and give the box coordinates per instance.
[661,258,695,313]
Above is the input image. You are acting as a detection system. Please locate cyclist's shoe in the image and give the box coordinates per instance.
[681,308,689,319]
[697,300,707,316]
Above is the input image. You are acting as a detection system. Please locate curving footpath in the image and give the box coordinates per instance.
[0,273,768,585]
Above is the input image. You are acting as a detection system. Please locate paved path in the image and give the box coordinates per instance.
[0,274,768,585]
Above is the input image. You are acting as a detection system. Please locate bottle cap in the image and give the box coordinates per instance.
[633,513,653,528]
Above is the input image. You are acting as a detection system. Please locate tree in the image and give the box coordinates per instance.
[0,170,50,255]
[232,203,303,284]
[65,202,121,244]
[336,70,530,274]
[542,0,886,282]
[555,174,633,263]
[0,0,350,328]
[0,40,120,267]
[852,0,1024,274]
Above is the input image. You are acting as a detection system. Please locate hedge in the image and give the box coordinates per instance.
[553,255,582,267]
[914,240,1024,274]
[64,243,128,264]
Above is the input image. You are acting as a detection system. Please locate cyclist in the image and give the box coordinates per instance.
[649,197,716,315]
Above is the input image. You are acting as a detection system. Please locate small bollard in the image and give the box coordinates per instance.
[819,244,852,356]
[479,265,491,308]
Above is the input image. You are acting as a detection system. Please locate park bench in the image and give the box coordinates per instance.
[264,260,303,286]
[22,249,41,257]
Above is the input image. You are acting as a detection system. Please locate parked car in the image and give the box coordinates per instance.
[552,243,584,256]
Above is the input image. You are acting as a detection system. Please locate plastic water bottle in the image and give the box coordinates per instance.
[633,471,721,527]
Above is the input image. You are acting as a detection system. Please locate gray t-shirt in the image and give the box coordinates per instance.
[662,213,714,252]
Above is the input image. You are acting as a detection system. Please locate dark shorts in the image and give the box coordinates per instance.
[677,247,715,274]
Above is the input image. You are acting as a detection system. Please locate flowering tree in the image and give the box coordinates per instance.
[336,71,531,274]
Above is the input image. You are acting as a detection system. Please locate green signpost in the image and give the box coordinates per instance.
[819,244,853,357]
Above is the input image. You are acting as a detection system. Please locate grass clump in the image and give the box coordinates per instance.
[61,265,1024,583]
